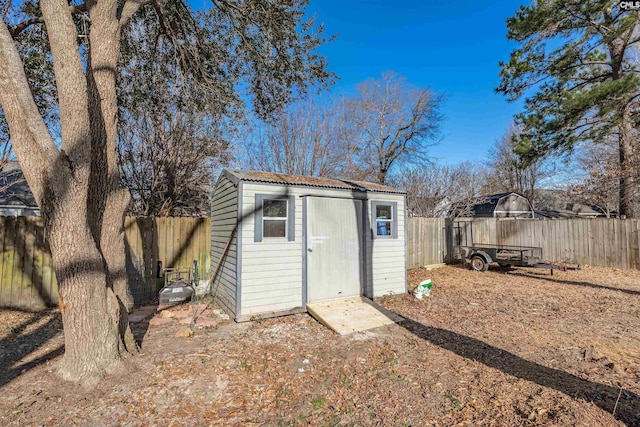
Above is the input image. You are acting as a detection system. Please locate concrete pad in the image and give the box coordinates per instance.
[306,297,404,336]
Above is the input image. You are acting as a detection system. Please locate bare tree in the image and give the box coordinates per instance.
[0,0,331,386]
[118,111,231,217]
[568,139,638,217]
[339,72,444,184]
[243,98,348,177]
[117,16,234,217]
[484,125,554,207]
[391,161,487,218]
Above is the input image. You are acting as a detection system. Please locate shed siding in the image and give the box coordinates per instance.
[366,193,407,297]
[238,183,407,317]
[239,184,305,317]
[210,176,238,317]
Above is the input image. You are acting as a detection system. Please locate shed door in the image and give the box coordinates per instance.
[306,197,363,302]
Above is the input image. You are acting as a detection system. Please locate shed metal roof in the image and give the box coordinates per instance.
[222,169,405,194]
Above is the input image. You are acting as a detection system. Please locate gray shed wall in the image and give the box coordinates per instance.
[238,183,406,320]
[210,175,239,317]
[366,193,407,298]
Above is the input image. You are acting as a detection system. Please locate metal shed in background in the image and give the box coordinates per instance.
[210,169,407,322]
[463,192,535,219]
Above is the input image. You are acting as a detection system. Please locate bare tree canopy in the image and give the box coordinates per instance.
[118,109,232,216]
[242,98,348,177]
[339,72,444,184]
[117,11,238,217]
[483,124,555,207]
[569,138,639,217]
[0,0,332,386]
[390,161,486,218]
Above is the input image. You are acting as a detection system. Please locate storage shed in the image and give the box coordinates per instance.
[460,192,535,219]
[210,169,407,321]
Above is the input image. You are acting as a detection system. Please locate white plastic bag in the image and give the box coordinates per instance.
[413,279,433,300]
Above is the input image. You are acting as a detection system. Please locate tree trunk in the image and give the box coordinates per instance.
[84,0,137,350]
[49,216,123,386]
[85,0,134,310]
[40,157,125,386]
[0,3,137,387]
[618,107,636,218]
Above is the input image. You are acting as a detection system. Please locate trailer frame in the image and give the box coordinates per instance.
[452,220,559,274]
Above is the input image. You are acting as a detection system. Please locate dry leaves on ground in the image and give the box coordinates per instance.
[0,264,638,426]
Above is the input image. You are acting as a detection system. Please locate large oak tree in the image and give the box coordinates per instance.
[0,0,331,386]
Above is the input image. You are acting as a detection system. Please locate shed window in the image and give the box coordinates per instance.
[263,199,287,238]
[372,201,398,239]
[254,194,296,242]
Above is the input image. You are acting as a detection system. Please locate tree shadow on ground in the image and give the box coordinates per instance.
[395,316,640,426]
[0,310,63,388]
[506,270,640,297]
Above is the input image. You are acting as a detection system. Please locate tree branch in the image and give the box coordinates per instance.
[9,4,87,38]
[0,21,59,205]
[118,0,151,26]
[40,0,92,164]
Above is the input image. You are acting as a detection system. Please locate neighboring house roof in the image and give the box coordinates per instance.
[536,204,618,219]
[0,161,38,209]
[535,209,583,219]
[221,169,405,194]
[535,189,618,218]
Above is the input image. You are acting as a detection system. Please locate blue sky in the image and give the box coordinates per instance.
[307,0,526,165]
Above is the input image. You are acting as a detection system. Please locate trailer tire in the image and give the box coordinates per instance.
[470,255,489,272]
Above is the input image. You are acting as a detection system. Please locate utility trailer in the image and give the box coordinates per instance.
[452,221,564,274]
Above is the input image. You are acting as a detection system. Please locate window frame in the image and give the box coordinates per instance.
[262,198,288,240]
[372,201,398,239]
[254,193,296,242]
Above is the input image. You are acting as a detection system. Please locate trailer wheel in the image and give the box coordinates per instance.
[470,255,489,272]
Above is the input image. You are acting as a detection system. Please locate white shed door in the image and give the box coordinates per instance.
[306,197,362,302]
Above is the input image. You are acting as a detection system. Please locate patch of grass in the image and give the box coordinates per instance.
[275,388,291,409]
[311,396,325,410]
[444,392,463,410]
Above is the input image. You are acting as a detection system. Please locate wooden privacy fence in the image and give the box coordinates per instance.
[407,217,640,270]
[0,216,211,310]
[407,217,447,269]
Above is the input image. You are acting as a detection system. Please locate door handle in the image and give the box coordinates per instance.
[307,248,313,252]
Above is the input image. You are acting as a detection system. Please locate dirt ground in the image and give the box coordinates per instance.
[1,264,639,426]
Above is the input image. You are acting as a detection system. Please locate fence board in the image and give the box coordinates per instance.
[406,217,446,268]
[407,217,640,271]
[13,217,25,308]
[23,218,36,310]
[0,216,211,310]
